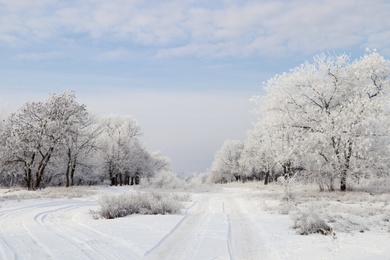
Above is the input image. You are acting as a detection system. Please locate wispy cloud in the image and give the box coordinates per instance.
[93,48,133,61]
[0,0,389,57]
[13,51,64,61]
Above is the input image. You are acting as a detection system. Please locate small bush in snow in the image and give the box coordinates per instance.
[139,171,214,192]
[279,177,297,202]
[292,210,334,236]
[278,177,297,214]
[140,171,187,190]
[280,200,294,215]
[95,192,187,219]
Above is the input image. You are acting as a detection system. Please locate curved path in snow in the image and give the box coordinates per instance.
[0,188,286,260]
[0,199,142,260]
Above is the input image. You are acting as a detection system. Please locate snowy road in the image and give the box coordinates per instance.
[1,187,389,260]
[147,188,283,260]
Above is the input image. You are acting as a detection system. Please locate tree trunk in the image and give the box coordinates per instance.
[340,169,347,191]
[283,161,291,179]
[65,163,70,187]
[65,149,71,187]
[24,167,32,190]
[340,139,352,192]
[264,171,270,185]
[34,148,54,190]
[109,162,115,186]
[24,153,36,190]
[70,155,77,186]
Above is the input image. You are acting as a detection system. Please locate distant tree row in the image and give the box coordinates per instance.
[0,91,170,190]
[208,51,390,191]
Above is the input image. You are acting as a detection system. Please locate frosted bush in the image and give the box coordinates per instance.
[0,186,96,201]
[98,194,137,219]
[95,192,187,219]
[280,200,294,215]
[188,172,208,185]
[278,177,297,214]
[292,210,334,236]
[279,177,297,202]
[140,171,188,190]
[139,171,215,192]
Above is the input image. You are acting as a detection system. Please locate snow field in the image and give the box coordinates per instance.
[0,184,389,259]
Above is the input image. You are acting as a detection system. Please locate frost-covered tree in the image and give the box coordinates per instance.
[61,114,102,187]
[1,92,88,190]
[150,150,171,173]
[208,140,245,183]
[97,115,154,186]
[0,93,164,189]
[257,51,390,191]
[240,123,278,184]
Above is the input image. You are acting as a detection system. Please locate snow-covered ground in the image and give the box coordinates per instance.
[0,184,389,260]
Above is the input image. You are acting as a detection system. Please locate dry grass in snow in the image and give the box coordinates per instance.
[94,192,190,219]
[0,186,97,201]
[224,179,390,235]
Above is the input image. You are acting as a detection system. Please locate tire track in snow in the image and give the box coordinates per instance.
[225,197,259,260]
[147,194,230,260]
[144,200,198,256]
[30,200,141,259]
[225,202,234,260]
[224,193,281,260]
[51,203,143,260]
[0,200,73,260]
[30,202,100,260]
[1,198,163,260]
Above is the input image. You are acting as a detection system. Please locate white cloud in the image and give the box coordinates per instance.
[13,51,64,61]
[0,0,52,10]
[367,30,390,56]
[0,0,389,57]
[94,48,133,61]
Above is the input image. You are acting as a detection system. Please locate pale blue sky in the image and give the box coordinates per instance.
[1,0,389,173]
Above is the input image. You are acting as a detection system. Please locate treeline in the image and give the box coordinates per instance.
[208,51,390,191]
[0,92,170,190]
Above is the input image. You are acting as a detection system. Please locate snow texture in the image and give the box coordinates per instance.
[0,185,389,259]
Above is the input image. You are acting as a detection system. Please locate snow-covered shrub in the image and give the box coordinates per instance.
[0,186,96,201]
[98,194,133,219]
[280,177,296,202]
[280,200,294,215]
[95,192,187,219]
[279,177,297,214]
[184,172,208,186]
[292,210,333,236]
[140,170,187,190]
[350,177,390,194]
